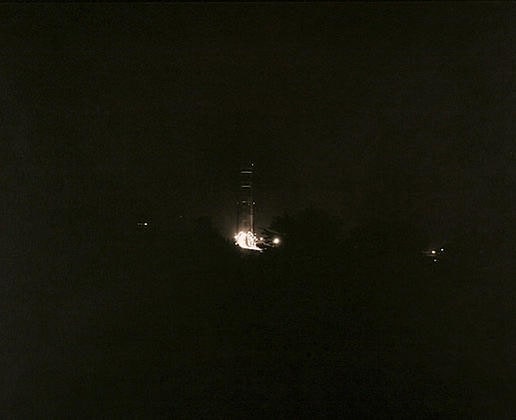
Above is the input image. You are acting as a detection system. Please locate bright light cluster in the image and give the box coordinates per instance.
[234,231,262,251]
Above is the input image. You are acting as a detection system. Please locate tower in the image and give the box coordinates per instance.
[236,163,255,234]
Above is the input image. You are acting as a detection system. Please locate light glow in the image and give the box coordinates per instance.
[273,237,280,245]
[234,231,262,251]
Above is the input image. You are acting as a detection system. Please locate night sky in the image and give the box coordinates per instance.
[1,4,515,417]
[2,3,514,240]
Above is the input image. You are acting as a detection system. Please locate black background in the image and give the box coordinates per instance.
[2,3,514,238]
[1,3,514,418]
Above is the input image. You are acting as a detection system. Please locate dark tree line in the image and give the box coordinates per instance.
[5,205,513,418]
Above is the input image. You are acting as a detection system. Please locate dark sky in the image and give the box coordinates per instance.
[1,3,514,240]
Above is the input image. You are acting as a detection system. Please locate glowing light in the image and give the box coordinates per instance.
[234,231,262,251]
[273,237,280,245]
[440,248,444,252]
[431,250,436,254]
[144,222,148,226]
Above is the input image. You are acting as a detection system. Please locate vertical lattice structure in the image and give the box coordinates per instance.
[236,163,254,234]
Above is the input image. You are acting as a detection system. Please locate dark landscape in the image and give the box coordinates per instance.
[1,3,514,418]
[2,211,513,417]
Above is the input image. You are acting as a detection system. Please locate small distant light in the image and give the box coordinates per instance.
[431,250,436,254]
[144,222,148,226]
[440,248,444,252]
[259,237,264,241]
[433,258,438,262]
[273,238,280,245]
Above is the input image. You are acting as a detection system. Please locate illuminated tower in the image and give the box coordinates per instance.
[236,163,255,234]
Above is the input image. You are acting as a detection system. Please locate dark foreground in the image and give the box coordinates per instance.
[3,226,514,418]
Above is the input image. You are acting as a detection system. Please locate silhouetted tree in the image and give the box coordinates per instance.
[268,207,345,263]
